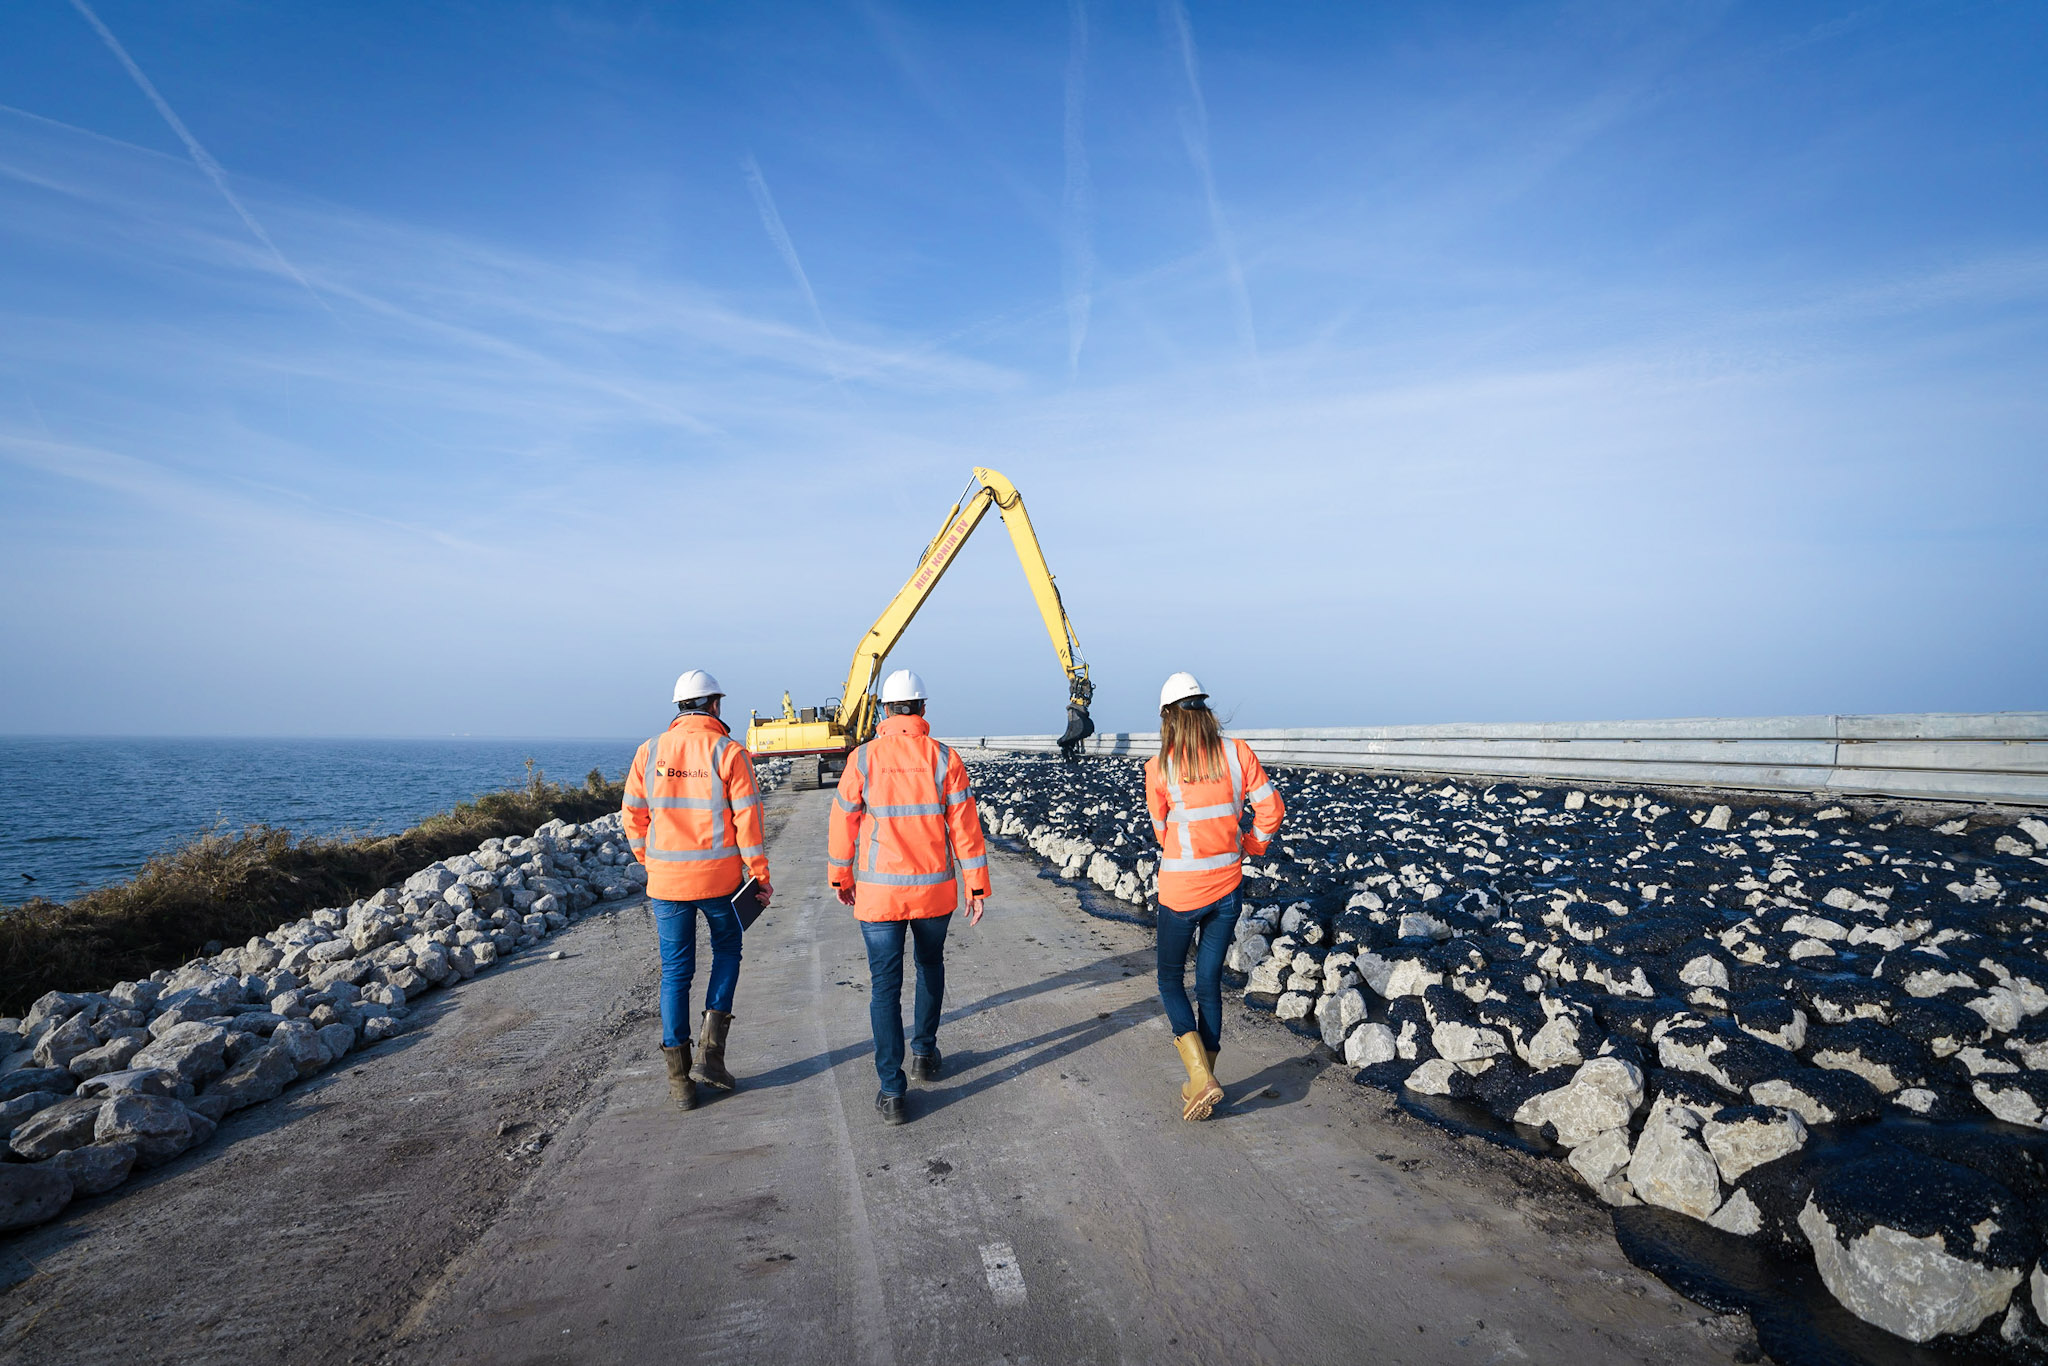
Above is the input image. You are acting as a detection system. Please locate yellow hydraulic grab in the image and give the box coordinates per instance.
[747,466,1095,787]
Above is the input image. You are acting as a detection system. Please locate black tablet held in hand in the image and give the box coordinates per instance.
[732,876,768,930]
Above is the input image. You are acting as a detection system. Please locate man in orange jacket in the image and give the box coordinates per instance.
[623,669,771,1113]
[828,668,990,1125]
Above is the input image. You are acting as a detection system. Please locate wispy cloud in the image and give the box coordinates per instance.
[0,427,487,554]
[741,152,838,357]
[66,0,328,315]
[1161,0,1260,385]
[1061,0,1094,376]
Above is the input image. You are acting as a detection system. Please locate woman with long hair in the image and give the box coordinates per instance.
[1144,672,1285,1120]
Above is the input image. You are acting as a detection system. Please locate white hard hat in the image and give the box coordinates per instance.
[672,669,724,703]
[1159,671,1207,709]
[881,668,928,703]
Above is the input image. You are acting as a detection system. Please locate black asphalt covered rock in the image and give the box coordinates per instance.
[1800,1149,2035,1342]
[967,751,2048,1349]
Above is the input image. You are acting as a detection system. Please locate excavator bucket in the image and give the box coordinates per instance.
[1057,702,1095,760]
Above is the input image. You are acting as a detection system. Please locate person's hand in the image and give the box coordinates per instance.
[966,894,987,927]
[756,881,773,908]
[835,885,857,907]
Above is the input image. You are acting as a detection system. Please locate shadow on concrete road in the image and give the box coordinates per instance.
[737,945,1157,1096]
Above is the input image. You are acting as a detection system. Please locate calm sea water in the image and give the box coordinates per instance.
[0,737,642,907]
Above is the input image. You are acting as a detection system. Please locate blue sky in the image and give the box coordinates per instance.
[1,1,2042,739]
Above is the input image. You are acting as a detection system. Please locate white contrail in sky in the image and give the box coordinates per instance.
[741,153,838,356]
[1061,0,1094,376]
[68,0,327,311]
[1162,0,1261,384]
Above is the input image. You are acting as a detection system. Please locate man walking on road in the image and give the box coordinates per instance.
[623,669,771,1113]
[828,669,991,1126]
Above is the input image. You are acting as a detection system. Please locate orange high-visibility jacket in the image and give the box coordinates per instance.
[622,713,770,902]
[1143,737,1284,912]
[828,714,991,922]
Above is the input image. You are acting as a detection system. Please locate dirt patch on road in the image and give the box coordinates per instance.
[0,793,801,1366]
[0,909,654,1366]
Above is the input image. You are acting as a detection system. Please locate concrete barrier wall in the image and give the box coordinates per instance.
[948,712,2048,807]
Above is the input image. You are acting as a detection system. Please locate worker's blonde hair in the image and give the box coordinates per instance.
[1159,702,1226,783]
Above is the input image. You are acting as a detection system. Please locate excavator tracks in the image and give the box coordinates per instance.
[790,756,822,790]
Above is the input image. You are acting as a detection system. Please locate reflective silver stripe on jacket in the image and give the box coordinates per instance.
[856,745,878,875]
[627,836,646,850]
[835,793,863,814]
[707,737,733,852]
[1159,742,1250,871]
[857,735,966,883]
[1248,779,1276,805]
[959,854,988,872]
[1158,851,1242,872]
[854,867,956,887]
[644,727,741,863]
[1164,767,1196,860]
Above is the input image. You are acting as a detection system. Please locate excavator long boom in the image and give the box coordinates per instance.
[834,466,1092,747]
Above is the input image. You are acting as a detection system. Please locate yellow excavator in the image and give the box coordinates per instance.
[747,466,1094,788]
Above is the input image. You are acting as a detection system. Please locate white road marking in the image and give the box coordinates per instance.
[979,1241,1027,1306]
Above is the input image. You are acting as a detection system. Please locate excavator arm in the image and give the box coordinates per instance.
[834,466,1093,747]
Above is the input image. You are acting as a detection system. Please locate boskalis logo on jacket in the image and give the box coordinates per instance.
[656,766,713,780]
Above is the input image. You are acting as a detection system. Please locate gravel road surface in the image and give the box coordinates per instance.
[0,787,1752,1365]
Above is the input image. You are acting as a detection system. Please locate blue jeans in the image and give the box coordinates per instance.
[650,896,744,1049]
[860,914,952,1097]
[1156,890,1241,1054]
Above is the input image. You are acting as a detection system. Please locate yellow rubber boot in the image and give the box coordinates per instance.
[1174,1033,1224,1122]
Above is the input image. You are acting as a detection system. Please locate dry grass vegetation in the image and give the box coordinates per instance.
[0,767,624,1018]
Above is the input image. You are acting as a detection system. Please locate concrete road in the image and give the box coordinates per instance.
[396,788,1745,1366]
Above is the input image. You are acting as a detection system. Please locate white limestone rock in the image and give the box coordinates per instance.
[1403,1059,1458,1096]
[129,1021,231,1089]
[1431,1020,1509,1065]
[49,1141,137,1196]
[1245,957,1287,996]
[31,1014,100,1071]
[93,1093,199,1168]
[1343,1023,1399,1068]
[1702,1106,1807,1182]
[1799,1200,2021,1342]
[7,1096,105,1161]
[1316,988,1368,1050]
[1518,1054,1646,1149]
[1626,1103,1723,1221]
[1567,1128,1639,1206]
[0,1162,73,1233]
[1708,1189,1764,1237]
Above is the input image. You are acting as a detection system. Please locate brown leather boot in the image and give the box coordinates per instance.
[663,1043,697,1111]
[695,1010,737,1090]
[1175,1032,1223,1121]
